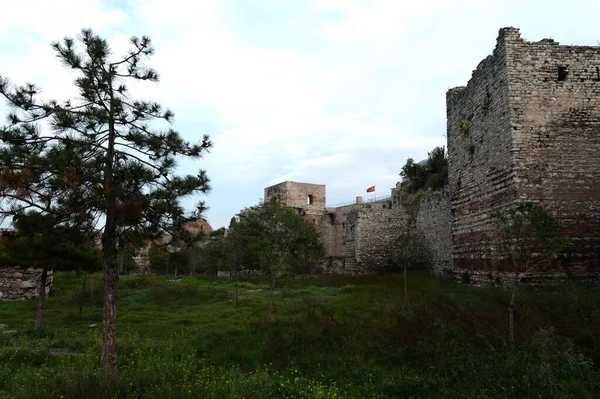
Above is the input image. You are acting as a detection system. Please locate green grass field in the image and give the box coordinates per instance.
[1,271,599,398]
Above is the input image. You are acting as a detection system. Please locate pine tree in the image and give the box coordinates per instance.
[0,29,211,378]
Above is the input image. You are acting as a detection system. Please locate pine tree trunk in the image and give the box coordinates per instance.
[101,99,119,379]
[101,216,119,379]
[35,268,48,331]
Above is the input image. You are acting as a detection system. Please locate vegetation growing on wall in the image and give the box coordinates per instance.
[400,146,448,192]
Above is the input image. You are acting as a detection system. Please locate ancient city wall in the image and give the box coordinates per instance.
[415,188,453,274]
[324,204,353,258]
[345,200,409,274]
[448,27,600,279]
[319,190,451,275]
[322,204,359,273]
[0,267,53,300]
[447,27,517,273]
[506,29,600,276]
[264,180,453,275]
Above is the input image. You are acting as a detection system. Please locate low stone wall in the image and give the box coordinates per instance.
[0,267,53,300]
[216,270,261,278]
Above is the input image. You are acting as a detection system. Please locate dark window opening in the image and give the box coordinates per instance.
[557,66,568,81]
[482,88,491,115]
[307,194,314,205]
[596,67,600,82]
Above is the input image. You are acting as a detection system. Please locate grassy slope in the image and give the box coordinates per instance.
[1,272,599,398]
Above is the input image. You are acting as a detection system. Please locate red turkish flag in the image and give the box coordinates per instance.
[366,185,375,193]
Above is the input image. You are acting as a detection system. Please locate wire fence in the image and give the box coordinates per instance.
[366,195,392,203]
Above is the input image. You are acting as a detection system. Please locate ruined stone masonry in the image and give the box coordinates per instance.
[0,267,53,300]
[448,27,600,281]
[264,181,451,274]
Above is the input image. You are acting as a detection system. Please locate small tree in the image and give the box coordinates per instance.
[226,216,246,307]
[148,242,169,274]
[184,245,203,277]
[400,158,427,191]
[491,201,566,347]
[425,146,448,190]
[390,229,429,302]
[234,200,324,298]
[399,146,448,192]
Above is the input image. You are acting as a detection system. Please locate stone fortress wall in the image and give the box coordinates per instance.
[448,27,600,281]
[264,181,452,274]
[415,188,453,273]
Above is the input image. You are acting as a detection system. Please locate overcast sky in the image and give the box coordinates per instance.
[1,0,599,228]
